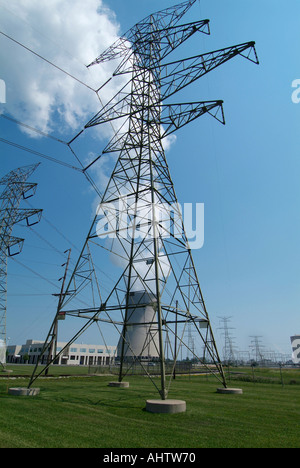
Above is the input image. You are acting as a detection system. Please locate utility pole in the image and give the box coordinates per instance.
[44,249,72,375]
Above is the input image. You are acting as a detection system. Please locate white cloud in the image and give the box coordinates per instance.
[0,0,177,205]
[0,0,121,137]
[0,1,178,152]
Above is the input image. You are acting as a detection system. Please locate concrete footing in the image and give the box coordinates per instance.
[146,399,186,414]
[217,387,243,395]
[108,381,130,388]
[8,387,40,396]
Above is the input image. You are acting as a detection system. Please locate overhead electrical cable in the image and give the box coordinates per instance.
[10,256,60,290]
[0,114,69,145]
[0,30,97,93]
[0,137,83,172]
[0,28,119,194]
[24,200,114,291]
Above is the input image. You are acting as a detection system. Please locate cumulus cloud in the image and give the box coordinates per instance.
[0,0,121,137]
[0,0,177,202]
[0,0,179,297]
[0,1,178,154]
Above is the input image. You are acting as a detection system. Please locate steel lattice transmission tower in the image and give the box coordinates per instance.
[249,336,265,363]
[218,316,237,364]
[0,164,42,366]
[29,0,258,398]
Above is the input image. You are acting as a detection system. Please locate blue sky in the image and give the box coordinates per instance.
[0,0,299,359]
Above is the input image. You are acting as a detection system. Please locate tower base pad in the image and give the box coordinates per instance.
[217,387,243,395]
[146,399,186,414]
[8,387,40,396]
[108,382,130,388]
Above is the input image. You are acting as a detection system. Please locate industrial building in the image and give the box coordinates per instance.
[6,339,116,366]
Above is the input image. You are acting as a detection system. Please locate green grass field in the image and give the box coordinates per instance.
[0,366,299,448]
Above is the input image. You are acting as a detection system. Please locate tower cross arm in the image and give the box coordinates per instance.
[0,208,43,227]
[87,36,132,67]
[83,101,225,162]
[0,163,40,186]
[85,89,132,128]
[159,41,259,100]
[87,41,259,128]
[158,100,225,138]
[3,236,24,257]
[87,0,198,67]
[113,20,210,76]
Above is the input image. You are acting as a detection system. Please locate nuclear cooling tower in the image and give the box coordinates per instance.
[0,339,6,365]
[117,291,159,362]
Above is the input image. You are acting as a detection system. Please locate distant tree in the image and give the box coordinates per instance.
[23,353,29,364]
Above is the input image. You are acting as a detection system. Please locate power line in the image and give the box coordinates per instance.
[0,26,115,195]
[0,2,91,76]
[23,201,114,293]
[10,256,60,290]
[7,293,52,297]
[0,137,83,173]
[0,114,69,145]
[0,30,97,93]
[0,119,104,197]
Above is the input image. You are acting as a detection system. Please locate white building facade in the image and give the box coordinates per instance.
[7,339,116,366]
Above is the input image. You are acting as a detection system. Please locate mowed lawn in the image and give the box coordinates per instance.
[0,371,299,448]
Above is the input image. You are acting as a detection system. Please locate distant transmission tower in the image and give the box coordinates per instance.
[29,0,258,399]
[218,316,237,364]
[0,164,42,366]
[187,321,196,360]
[249,336,265,363]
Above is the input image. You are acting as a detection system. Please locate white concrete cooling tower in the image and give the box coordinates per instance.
[0,339,6,365]
[117,290,159,362]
